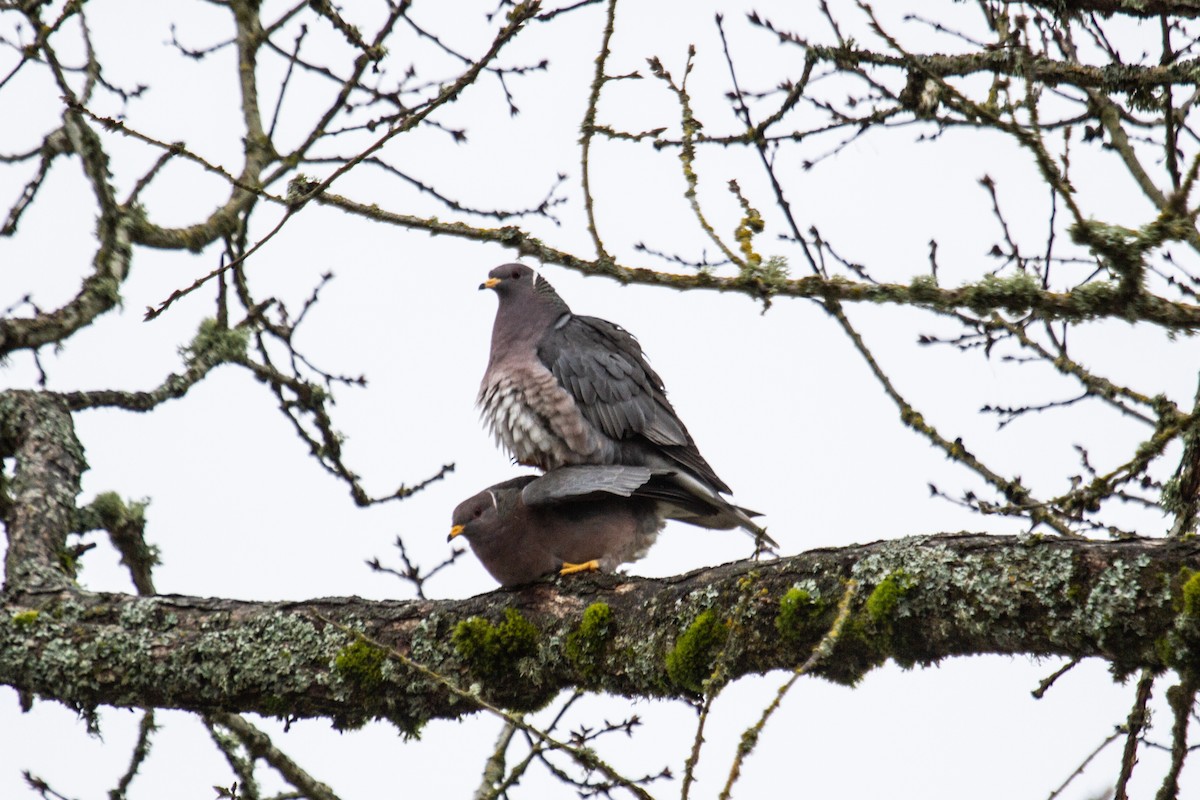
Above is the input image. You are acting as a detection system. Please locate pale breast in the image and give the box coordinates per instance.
[478,364,599,469]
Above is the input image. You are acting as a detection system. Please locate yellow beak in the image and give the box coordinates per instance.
[480,277,501,290]
[448,524,465,542]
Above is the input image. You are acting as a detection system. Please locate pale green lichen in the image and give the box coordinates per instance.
[1082,554,1152,655]
[181,318,250,366]
[118,596,174,628]
[961,271,1042,316]
[741,254,790,289]
[909,273,940,300]
[0,599,342,723]
[829,536,1104,679]
[87,492,148,530]
[1067,280,1120,314]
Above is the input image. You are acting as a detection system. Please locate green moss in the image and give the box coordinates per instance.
[451,618,494,663]
[665,609,729,694]
[333,639,386,691]
[776,588,823,640]
[1155,635,1176,667]
[1180,568,1200,618]
[451,608,539,682]
[866,570,912,625]
[56,549,80,578]
[1152,568,1200,670]
[740,254,790,290]
[854,568,916,671]
[11,610,39,627]
[565,603,613,680]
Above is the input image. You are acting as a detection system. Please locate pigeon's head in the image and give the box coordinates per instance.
[480,263,536,293]
[448,488,501,544]
[449,475,539,545]
[480,263,569,313]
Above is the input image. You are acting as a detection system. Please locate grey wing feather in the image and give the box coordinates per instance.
[539,315,734,495]
[540,316,690,447]
[521,465,658,506]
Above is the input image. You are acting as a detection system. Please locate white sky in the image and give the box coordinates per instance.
[1,1,1196,798]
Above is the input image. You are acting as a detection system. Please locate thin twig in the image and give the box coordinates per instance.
[719,580,858,799]
[1114,670,1155,800]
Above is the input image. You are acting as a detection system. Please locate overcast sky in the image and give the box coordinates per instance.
[2,1,1196,798]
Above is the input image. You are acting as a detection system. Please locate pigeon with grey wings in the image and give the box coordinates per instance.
[477,263,773,547]
[449,466,668,587]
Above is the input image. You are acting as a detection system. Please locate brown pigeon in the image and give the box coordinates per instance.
[449,466,667,587]
[477,263,773,546]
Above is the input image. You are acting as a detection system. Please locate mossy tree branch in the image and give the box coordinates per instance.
[7,391,1194,727]
[3,533,1199,731]
[1026,0,1200,17]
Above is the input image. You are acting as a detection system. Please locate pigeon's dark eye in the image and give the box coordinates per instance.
[473,507,483,518]
[511,269,521,279]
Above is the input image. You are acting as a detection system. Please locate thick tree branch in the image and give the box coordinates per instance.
[0,392,80,592]
[3,533,1198,731]
[1027,0,1200,17]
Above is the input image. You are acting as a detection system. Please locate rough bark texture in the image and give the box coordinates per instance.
[4,390,1200,733]
[0,392,82,592]
[3,533,1200,733]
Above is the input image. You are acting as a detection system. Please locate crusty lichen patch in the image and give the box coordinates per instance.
[183,317,250,365]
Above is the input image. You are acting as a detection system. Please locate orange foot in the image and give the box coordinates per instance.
[559,560,600,576]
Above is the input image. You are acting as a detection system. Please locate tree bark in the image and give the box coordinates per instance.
[1032,0,1200,16]
[3,533,1198,733]
[5,390,1200,733]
